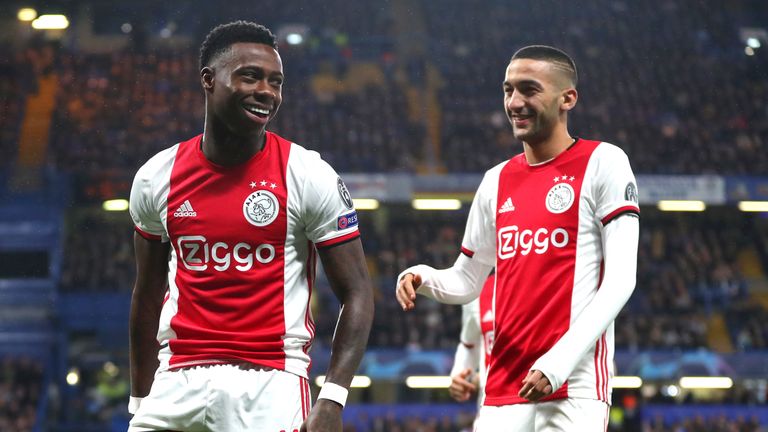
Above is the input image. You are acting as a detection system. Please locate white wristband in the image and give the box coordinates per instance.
[317,382,348,408]
[128,396,143,414]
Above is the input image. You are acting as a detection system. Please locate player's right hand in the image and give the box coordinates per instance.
[396,273,422,311]
[448,368,478,402]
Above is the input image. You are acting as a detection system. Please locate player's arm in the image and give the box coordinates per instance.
[449,300,481,402]
[129,233,169,408]
[303,238,374,431]
[396,256,492,309]
[396,172,496,309]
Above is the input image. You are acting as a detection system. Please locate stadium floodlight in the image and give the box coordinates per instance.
[405,376,453,388]
[353,198,380,210]
[31,14,69,30]
[738,201,768,212]
[747,37,761,49]
[17,8,37,22]
[103,199,129,212]
[314,375,371,388]
[657,200,706,212]
[286,33,304,45]
[612,376,643,388]
[412,199,462,211]
[66,368,80,385]
[679,376,733,389]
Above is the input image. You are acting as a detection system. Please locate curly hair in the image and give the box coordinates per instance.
[511,45,578,87]
[199,21,278,70]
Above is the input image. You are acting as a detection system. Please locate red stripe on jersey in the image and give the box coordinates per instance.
[485,139,599,406]
[300,376,307,419]
[601,205,639,226]
[134,226,162,241]
[303,242,316,375]
[315,231,359,249]
[460,246,475,258]
[594,337,602,401]
[479,275,495,368]
[599,333,608,401]
[604,335,609,401]
[165,133,292,371]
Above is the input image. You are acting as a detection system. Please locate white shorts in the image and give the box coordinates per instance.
[128,364,311,432]
[475,398,609,432]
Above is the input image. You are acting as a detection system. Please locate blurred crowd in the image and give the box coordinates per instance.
[424,0,768,174]
[3,0,768,430]
[0,1,764,181]
[0,357,43,432]
[58,207,767,353]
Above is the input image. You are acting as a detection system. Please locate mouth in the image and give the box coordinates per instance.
[511,114,534,127]
[242,103,271,122]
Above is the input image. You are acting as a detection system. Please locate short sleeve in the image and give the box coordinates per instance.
[302,156,360,248]
[460,171,497,266]
[592,144,640,226]
[129,164,166,242]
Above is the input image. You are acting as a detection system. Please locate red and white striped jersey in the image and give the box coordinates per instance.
[129,132,360,379]
[461,139,639,406]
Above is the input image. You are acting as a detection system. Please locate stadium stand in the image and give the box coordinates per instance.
[1,0,768,430]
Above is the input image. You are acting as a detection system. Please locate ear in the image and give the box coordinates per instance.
[561,88,578,112]
[201,67,215,93]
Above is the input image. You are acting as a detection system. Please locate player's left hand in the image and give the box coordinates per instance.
[519,369,553,402]
[301,399,342,432]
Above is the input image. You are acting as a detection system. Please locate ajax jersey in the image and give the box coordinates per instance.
[129,132,360,379]
[460,139,640,406]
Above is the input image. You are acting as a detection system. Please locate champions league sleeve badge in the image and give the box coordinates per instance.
[243,190,279,227]
[337,177,354,209]
[624,182,638,203]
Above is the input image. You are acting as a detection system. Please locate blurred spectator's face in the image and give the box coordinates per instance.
[204,42,283,137]
[503,59,573,144]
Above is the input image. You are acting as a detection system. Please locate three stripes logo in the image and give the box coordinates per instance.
[498,197,515,214]
[174,200,197,217]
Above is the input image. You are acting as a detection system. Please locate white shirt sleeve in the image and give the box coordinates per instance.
[129,161,167,242]
[450,299,482,376]
[531,212,639,392]
[298,150,360,248]
[460,170,498,266]
[396,169,497,304]
[398,255,493,305]
[592,143,640,224]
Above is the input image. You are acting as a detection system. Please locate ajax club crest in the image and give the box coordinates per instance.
[243,190,279,227]
[546,182,575,214]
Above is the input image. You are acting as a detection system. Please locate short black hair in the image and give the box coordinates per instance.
[510,45,578,87]
[199,21,278,70]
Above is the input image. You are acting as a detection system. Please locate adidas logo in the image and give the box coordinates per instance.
[173,200,197,217]
[498,197,515,213]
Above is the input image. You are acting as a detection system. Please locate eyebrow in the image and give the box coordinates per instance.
[503,79,543,89]
[235,65,284,78]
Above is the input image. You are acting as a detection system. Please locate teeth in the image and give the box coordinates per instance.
[245,106,269,116]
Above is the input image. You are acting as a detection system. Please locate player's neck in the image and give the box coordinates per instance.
[522,128,574,165]
[201,120,267,166]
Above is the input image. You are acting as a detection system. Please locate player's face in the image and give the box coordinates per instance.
[503,59,570,144]
[206,42,283,136]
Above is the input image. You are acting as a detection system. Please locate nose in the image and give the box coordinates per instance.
[506,90,524,111]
